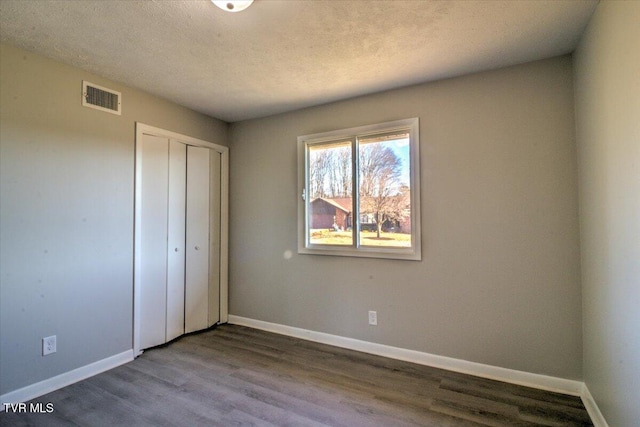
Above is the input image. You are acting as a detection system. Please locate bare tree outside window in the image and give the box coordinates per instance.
[309,141,351,199]
[359,134,411,245]
[308,141,353,245]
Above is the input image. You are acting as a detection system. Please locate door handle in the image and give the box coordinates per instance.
[195,246,200,251]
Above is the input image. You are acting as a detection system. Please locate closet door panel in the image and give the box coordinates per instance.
[208,151,221,326]
[185,145,211,333]
[139,134,169,350]
[166,140,187,342]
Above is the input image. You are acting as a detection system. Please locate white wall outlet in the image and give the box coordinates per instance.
[42,335,56,356]
[368,310,378,326]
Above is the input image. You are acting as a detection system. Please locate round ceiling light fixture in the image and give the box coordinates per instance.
[212,0,254,13]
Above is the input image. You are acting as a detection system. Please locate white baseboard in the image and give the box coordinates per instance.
[228,315,584,396]
[0,350,133,410]
[580,384,609,427]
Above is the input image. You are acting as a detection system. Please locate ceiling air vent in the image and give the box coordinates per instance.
[82,81,121,115]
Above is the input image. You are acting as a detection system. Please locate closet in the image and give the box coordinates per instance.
[133,124,228,354]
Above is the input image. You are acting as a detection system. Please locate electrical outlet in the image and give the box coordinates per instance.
[368,310,378,326]
[43,335,56,356]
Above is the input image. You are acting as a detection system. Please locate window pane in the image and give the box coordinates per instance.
[358,132,411,248]
[308,140,353,246]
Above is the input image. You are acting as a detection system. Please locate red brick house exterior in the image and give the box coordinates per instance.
[309,198,351,230]
[310,196,411,233]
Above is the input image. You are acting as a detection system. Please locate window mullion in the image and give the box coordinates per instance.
[352,137,360,249]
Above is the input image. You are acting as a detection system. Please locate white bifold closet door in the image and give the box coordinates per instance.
[166,141,186,342]
[138,134,220,350]
[185,145,210,333]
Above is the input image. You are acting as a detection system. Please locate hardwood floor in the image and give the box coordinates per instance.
[0,325,593,426]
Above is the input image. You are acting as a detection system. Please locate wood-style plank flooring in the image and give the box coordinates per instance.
[0,324,593,426]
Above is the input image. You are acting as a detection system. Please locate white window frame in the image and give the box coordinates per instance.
[297,118,421,260]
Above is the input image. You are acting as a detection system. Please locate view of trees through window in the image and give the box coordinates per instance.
[308,131,411,248]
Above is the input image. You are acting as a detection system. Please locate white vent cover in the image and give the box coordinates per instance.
[82,81,121,115]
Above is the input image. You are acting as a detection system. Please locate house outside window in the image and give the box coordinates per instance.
[298,118,421,260]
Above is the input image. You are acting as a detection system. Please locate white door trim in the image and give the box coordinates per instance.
[134,123,229,357]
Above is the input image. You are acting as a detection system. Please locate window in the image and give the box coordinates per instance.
[298,118,421,260]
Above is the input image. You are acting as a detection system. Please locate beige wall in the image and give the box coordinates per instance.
[0,43,227,395]
[229,56,583,379]
[574,2,640,426]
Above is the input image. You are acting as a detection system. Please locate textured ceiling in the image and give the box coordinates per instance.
[0,0,597,122]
